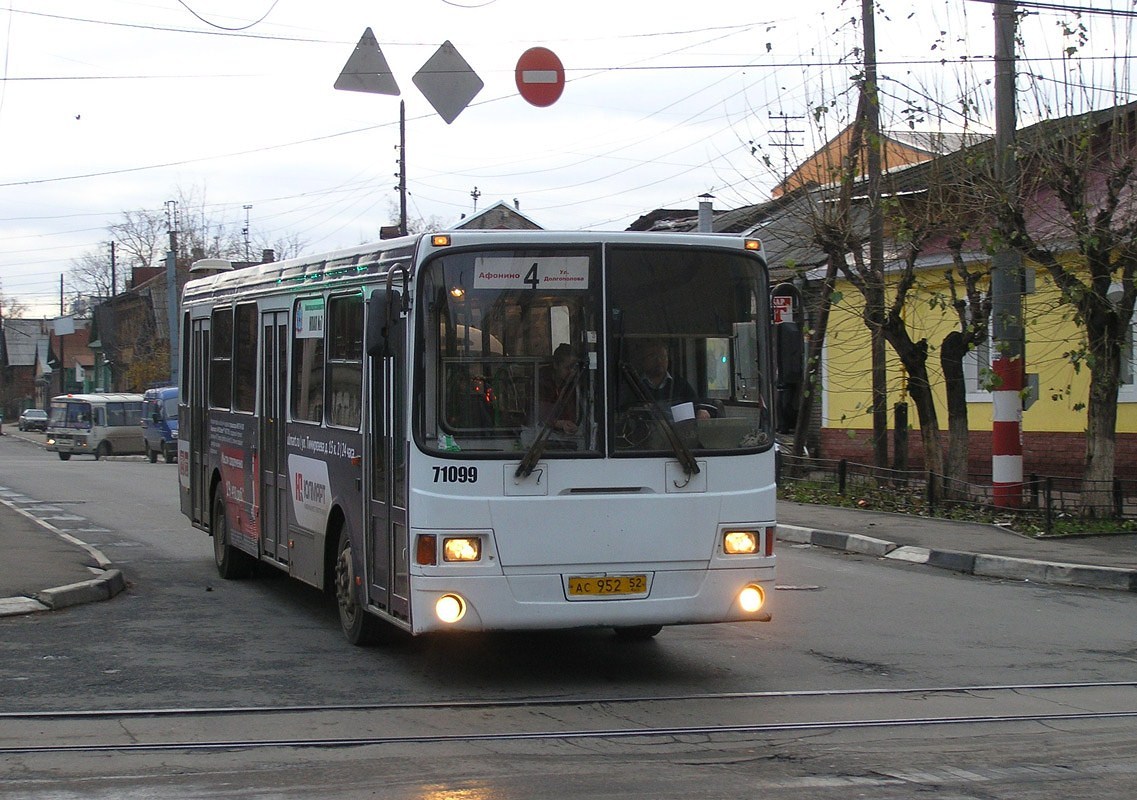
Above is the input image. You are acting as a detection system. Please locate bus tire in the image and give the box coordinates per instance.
[147,444,158,463]
[613,625,663,641]
[334,528,383,646]
[58,452,71,461]
[211,493,253,579]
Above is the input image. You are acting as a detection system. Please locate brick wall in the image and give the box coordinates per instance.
[818,428,1137,481]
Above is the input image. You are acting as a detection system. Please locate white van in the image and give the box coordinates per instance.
[47,393,145,461]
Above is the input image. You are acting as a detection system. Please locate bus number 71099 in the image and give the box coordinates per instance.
[433,465,479,483]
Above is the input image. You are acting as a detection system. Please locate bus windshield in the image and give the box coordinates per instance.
[49,400,93,430]
[607,246,771,456]
[419,246,602,456]
[417,243,772,457]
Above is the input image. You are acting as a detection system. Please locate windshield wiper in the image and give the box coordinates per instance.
[516,361,584,479]
[618,361,700,477]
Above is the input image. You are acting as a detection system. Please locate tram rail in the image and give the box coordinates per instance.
[4,681,1136,755]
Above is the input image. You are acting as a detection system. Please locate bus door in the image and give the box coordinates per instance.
[189,319,211,524]
[366,311,410,622]
[260,311,290,563]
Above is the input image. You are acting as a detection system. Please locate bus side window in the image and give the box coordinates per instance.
[327,294,363,428]
[291,299,326,424]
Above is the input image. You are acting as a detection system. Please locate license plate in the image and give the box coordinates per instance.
[567,574,648,597]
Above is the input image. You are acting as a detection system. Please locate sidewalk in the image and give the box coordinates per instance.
[0,431,125,616]
[778,500,1137,592]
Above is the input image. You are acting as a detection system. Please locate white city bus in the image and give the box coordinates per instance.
[179,230,783,644]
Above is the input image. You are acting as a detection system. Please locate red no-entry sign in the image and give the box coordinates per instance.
[515,47,564,107]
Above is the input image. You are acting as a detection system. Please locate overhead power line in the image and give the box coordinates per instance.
[174,0,282,32]
[967,0,1137,18]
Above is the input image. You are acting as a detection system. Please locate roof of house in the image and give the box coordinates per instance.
[627,101,1137,279]
[2,318,51,368]
[453,200,544,231]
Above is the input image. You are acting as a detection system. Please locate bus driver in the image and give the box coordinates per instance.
[636,340,711,421]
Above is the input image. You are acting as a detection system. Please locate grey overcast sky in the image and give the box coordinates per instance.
[0,0,1129,316]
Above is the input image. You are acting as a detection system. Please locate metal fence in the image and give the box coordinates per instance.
[776,452,1137,534]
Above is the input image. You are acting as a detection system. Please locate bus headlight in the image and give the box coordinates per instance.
[435,593,466,624]
[443,537,481,562]
[739,584,765,614]
[723,530,758,555]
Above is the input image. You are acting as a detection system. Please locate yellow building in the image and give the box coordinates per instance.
[817,256,1137,479]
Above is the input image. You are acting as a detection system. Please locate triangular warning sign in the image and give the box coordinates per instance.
[334,27,400,96]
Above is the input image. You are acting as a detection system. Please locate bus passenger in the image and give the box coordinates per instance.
[538,343,580,434]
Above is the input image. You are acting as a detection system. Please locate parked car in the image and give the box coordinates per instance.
[18,408,47,432]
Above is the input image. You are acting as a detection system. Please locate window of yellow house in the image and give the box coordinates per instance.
[964,301,992,402]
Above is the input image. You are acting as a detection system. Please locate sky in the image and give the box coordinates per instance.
[1,0,1132,317]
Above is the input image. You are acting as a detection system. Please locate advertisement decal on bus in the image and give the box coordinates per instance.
[288,453,332,533]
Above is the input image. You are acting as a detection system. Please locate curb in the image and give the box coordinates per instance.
[0,498,127,618]
[37,569,127,611]
[777,524,1137,593]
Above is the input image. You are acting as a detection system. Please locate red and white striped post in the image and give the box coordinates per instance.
[991,355,1023,508]
[990,2,1024,510]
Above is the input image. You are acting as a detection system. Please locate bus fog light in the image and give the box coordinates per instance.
[443,537,481,562]
[739,584,765,614]
[723,530,758,555]
[435,594,466,624]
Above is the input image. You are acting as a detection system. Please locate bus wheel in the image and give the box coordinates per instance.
[147,444,158,463]
[613,625,662,641]
[211,493,252,579]
[58,452,71,461]
[94,441,111,460]
[334,529,382,646]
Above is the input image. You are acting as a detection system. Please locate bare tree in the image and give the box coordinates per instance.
[70,185,284,301]
[68,250,117,304]
[109,209,167,273]
[939,241,992,495]
[1002,106,1137,513]
[253,232,307,262]
[1,291,27,320]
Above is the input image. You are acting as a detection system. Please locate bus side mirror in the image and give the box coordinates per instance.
[366,289,401,357]
[774,321,803,433]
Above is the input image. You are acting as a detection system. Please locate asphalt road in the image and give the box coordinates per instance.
[1,433,1136,798]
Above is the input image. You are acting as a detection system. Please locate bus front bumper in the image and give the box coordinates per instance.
[403,566,775,635]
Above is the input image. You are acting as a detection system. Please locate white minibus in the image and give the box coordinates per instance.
[47,393,146,460]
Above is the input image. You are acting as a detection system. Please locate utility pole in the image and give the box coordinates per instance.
[109,241,117,297]
[166,200,179,385]
[768,112,804,187]
[58,275,65,396]
[242,205,253,262]
[862,0,889,469]
[470,186,481,214]
[398,100,408,236]
[991,0,1025,508]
